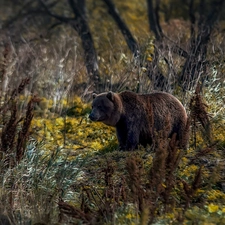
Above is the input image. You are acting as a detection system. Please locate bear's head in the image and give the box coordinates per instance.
[89,91,122,126]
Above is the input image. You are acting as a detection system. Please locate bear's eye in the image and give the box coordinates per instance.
[97,105,103,110]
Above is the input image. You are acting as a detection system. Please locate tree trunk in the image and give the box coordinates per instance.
[146,0,170,90]
[68,0,100,87]
[180,0,225,90]
[40,0,101,88]
[146,0,224,91]
[102,0,140,59]
[147,0,163,41]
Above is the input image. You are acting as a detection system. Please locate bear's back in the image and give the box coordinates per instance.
[119,91,185,113]
[118,90,187,140]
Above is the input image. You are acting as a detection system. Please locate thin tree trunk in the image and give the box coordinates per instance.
[102,0,139,58]
[40,0,101,88]
[146,0,169,90]
[180,0,225,90]
[147,0,163,41]
[68,0,100,86]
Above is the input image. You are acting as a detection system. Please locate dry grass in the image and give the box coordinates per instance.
[0,22,224,224]
[0,79,40,168]
[0,90,224,224]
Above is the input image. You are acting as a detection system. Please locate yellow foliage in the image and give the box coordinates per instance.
[206,189,225,201]
[179,164,199,178]
[30,95,117,155]
[28,95,225,224]
[207,203,219,213]
[31,116,116,153]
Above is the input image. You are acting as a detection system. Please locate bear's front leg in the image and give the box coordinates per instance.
[116,127,127,150]
[126,129,139,151]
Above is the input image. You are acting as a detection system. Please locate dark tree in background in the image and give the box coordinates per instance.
[146,0,225,91]
[147,0,169,90]
[179,0,225,90]
[40,0,101,86]
[1,0,225,92]
[102,0,140,58]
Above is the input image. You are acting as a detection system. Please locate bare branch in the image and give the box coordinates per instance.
[48,21,63,31]
[180,0,225,90]
[39,0,73,23]
[2,0,38,29]
[164,36,189,58]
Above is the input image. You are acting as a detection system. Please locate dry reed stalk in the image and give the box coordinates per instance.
[1,103,19,153]
[180,166,202,209]
[126,156,146,213]
[0,78,30,114]
[0,78,39,167]
[0,43,10,81]
[190,83,211,145]
[16,96,40,162]
[163,134,182,208]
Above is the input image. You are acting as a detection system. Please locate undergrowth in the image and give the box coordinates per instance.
[0,81,225,225]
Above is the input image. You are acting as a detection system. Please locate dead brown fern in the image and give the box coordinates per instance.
[148,116,171,196]
[0,43,10,83]
[163,134,182,209]
[190,83,211,145]
[148,134,168,195]
[139,117,177,222]
[180,166,202,209]
[0,79,38,167]
[16,95,40,162]
[147,131,182,222]
[126,156,146,212]
[59,161,128,224]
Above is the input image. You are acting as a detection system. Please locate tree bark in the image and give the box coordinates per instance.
[68,0,100,86]
[180,0,225,90]
[147,0,163,41]
[40,0,101,87]
[102,0,139,58]
[146,0,170,90]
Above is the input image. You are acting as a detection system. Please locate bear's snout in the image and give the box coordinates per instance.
[89,113,96,121]
[89,111,101,121]
[89,110,106,122]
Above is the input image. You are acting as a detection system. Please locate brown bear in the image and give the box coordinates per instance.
[89,91,189,151]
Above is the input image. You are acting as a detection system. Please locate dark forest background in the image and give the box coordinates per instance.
[0,1,225,225]
[1,0,225,98]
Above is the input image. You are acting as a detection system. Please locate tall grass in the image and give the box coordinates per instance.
[0,21,225,224]
[0,139,87,224]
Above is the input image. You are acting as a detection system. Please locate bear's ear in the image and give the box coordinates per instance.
[106,91,114,101]
[92,93,97,99]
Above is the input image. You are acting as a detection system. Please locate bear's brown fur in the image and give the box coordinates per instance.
[89,91,189,151]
